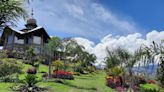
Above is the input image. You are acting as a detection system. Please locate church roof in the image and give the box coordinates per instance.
[1,26,50,41]
[9,26,43,34]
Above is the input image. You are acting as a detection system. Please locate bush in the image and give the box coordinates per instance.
[140,84,161,92]
[140,88,160,92]
[26,67,37,74]
[52,70,74,80]
[52,60,64,71]
[34,62,40,68]
[0,58,23,82]
[0,50,8,58]
[23,74,38,87]
[139,77,147,84]
[11,74,48,92]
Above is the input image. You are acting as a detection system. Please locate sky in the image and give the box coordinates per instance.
[16,0,164,65]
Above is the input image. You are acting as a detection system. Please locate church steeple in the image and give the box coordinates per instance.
[25,8,37,30]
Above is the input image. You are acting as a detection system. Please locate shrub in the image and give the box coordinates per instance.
[52,70,74,80]
[139,77,147,84]
[52,60,64,71]
[12,74,48,92]
[26,67,37,74]
[0,58,23,82]
[0,50,7,58]
[33,62,40,68]
[147,79,156,84]
[116,86,126,92]
[23,74,38,87]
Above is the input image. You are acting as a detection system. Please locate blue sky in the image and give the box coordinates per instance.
[16,0,164,43]
[99,0,164,32]
[14,0,164,65]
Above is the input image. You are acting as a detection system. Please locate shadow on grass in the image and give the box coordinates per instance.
[61,81,97,91]
[75,77,97,81]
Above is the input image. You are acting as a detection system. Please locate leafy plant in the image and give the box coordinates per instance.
[0,0,27,31]
[26,67,37,74]
[23,74,38,87]
[0,58,23,82]
[0,50,7,58]
[52,60,64,71]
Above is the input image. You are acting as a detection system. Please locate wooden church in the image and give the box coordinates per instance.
[0,17,50,54]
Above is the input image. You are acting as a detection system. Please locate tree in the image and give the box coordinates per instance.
[43,37,62,78]
[26,46,35,65]
[61,38,83,71]
[140,41,164,86]
[52,60,64,71]
[0,0,27,31]
[105,47,141,89]
[105,48,120,69]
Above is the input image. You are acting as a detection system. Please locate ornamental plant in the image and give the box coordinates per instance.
[52,70,74,80]
[26,67,37,74]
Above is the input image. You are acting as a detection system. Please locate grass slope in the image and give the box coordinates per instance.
[0,63,163,92]
[38,72,116,92]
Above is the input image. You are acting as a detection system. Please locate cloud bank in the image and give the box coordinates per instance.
[74,31,164,65]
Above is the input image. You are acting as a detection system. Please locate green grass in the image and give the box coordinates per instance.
[0,62,163,92]
[140,83,164,92]
[0,83,14,92]
[38,72,116,92]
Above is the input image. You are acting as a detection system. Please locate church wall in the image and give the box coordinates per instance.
[33,36,41,44]
[14,36,24,44]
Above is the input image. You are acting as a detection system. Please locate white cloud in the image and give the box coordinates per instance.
[17,0,142,39]
[74,30,164,65]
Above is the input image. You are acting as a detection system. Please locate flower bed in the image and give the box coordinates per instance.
[52,70,74,80]
[106,75,157,92]
[26,67,37,74]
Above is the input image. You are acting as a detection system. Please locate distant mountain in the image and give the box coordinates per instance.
[132,64,159,76]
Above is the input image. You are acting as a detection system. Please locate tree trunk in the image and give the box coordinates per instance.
[48,56,52,79]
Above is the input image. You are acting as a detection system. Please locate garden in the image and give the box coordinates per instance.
[0,0,164,92]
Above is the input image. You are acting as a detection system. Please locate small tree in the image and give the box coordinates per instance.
[43,37,62,78]
[26,46,35,65]
[52,60,64,71]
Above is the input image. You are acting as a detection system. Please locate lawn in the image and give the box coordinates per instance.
[0,63,163,92]
[0,63,115,92]
[38,72,116,92]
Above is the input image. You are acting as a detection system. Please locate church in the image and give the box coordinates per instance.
[0,17,50,54]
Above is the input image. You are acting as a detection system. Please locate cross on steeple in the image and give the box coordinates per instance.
[31,8,34,18]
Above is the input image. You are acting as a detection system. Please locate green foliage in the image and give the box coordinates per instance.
[141,41,164,86]
[110,67,123,76]
[0,50,7,58]
[140,84,160,92]
[22,74,38,87]
[26,46,35,65]
[105,49,120,69]
[157,56,164,86]
[0,0,27,30]
[0,58,23,82]
[52,60,64,70]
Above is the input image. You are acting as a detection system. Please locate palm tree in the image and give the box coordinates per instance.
[61,38,84,71]
[105,47,141,88]
[140,41,164,86]
[0,0,27,31]
[105,48,120,69]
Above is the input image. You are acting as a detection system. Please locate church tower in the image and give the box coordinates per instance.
[25,9,38,30]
